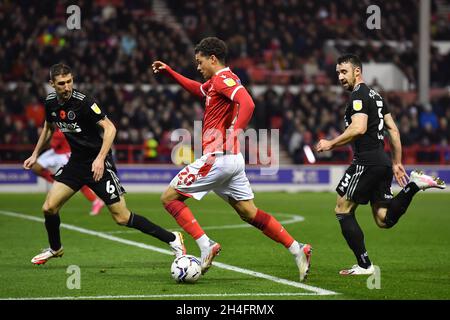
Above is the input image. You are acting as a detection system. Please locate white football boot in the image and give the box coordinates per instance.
[169,232,186,258]
[200,240,221,274]
[339,264,375,276]
[31,247,64,265]
[294,243,312,282]
[409,170,446,190]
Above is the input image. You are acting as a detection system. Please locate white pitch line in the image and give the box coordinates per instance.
[0,210,339,296]
[103,212,304,234]
[3,292,319,300]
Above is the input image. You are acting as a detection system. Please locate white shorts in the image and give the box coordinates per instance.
[37,149,70,174]
[170,152,254,201]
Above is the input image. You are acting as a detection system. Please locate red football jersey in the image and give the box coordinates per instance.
[199,67,244,154]
[50,129,71,154]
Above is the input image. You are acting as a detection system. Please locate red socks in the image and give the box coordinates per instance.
[39,169,54,183]
[164,200,205,240]
[80,186,97,202]
[163,201,294,248]
[250,209,295,248]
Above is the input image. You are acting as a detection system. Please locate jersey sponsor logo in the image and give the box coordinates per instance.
[60,110,66,119]
[55,121,82,133]
[91,103,101,114]
[67,110,76,120]
[223,78,237,87]
[353,100,363,111]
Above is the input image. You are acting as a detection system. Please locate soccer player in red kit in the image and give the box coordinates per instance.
[30,129,105,215]
[152,37,312,282]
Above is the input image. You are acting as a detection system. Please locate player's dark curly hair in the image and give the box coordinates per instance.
[194,37,228,64]
[49,63,72,80]
[337,54,363,71]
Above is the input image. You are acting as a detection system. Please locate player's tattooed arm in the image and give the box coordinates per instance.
[23,121,55,169]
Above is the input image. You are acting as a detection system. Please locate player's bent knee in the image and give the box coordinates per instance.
[239,212,253,223]
[111,212,130,226]
[160,188,181,206]
[335,198,356,214]
[234,205,257,222]
[42,202,59,215]
[335,204,350,214]
[107,203,131,226]
[374,218,388,229]
[160,193,170,206]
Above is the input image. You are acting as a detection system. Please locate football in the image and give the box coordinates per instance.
[171,255,202,283]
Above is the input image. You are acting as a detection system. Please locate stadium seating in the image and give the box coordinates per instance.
[1,0,449,164]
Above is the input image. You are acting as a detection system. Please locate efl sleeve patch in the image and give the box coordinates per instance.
[91,103,102,114]
[352,100,363,111]
[223,78,237,87]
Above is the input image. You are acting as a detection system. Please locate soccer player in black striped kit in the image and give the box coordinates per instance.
[316,54,445,275]
[24,63,186,264]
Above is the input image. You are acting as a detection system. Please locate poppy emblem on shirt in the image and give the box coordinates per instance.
[223,78,236,87]
[59,110,66,119]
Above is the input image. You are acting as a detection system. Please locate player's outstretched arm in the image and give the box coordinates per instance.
[152,60,204,98]
[316,114,367,152]
[23,121,55,169]
[91,118,116,182]
[384,113,408,187]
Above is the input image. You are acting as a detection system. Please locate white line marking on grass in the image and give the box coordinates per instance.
[0,210,339,296]
[104,212,304,234]
[3,292,320,300]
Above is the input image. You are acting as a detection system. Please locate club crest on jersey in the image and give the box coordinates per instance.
[67,110,76,120]
[91,103,101,114]
[223,78,236,87]
[353,100,363,111]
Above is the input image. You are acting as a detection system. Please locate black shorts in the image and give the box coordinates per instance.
[54,156,125,205]
[336,164,393,205]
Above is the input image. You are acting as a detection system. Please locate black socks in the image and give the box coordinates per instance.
[336,213,372,268]
[126,212,176,244]
[44,213,61,251]
[384,182,420,228]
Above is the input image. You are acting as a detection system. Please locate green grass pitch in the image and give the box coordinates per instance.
[0,192,449,300]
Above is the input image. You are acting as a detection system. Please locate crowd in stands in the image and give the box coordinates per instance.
[1,80,449,164]
[1,0,449,164]
[261,86,450,164]
[0,0,194,85]
[169,0,450,87]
